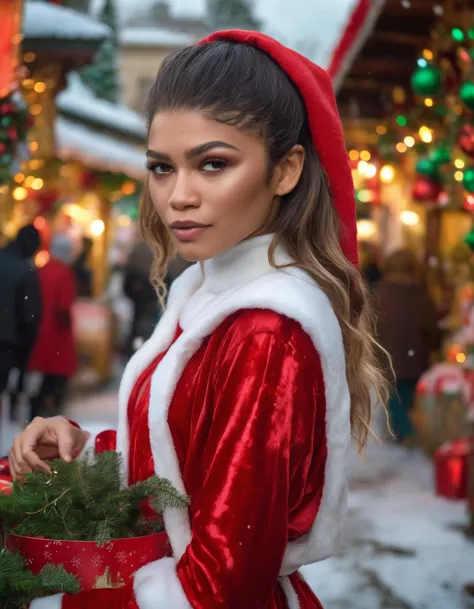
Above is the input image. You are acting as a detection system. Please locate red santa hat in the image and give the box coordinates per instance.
[199,30,358,268]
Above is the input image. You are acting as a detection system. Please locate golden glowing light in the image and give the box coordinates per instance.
[24,52,36,63]
[349,149,359,161]
[404,136,415,147]
[31,178,43,190]
[456,352,467,364]
[455,159,465,169]
[90,219,105,237]
[35,251,50,268]
[23,79,34,88]
[30,141,39,152]
[400,210,420,227]
[34,216,46,231]
[121,181,136,196]
[357,220,376,240]
[29,159,44,170]
[360,150,371,161]
[117,214,132,227]
[423,49,434,60]
[30,104,42,116]
[424,98,434,107]
[14,173,24,184]
[357,160,368,174]
[34,82,46,93]
[13,187,28,201]
[376,125,387,135]
[396,142,408,153]
[365,163,377,179]
[419,126,433,143]
[25,176,35,187]
[380,165,395,184]
[455,171,464,182]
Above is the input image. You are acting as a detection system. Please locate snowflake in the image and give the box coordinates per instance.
[139,553,149,564]
[71,556,82,569]
[91,554,103,569]
[52,540,62,546]
[26,559,33,567]
[116,551,128,564]
[44,551,52,560]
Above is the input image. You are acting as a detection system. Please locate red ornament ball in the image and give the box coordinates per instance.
[0,143,6,154]
[412,176,441,202]
[7,127,17,141]
[459,124,474,158]
[464,194,474,211]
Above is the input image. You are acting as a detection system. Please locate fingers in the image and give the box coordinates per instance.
[57,419,82,463]
[10,417,52,479]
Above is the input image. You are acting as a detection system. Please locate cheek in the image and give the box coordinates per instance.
[148,178,168,218]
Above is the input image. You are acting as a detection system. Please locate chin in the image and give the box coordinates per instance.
[175,243,215,263]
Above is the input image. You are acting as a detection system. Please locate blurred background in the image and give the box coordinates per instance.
[1,0,474,607]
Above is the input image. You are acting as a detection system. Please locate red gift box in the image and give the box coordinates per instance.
[6,532,171,590]
[434,438,471,500]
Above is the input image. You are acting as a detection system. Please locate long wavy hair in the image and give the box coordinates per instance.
[140,41,390,450]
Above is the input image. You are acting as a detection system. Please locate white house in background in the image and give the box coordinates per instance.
[119,2,209,113]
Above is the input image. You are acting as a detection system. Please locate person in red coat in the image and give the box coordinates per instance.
[10,31,389,609]
[28,234,77,420]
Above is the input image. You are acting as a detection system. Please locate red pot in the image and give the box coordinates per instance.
[6,532,171,590]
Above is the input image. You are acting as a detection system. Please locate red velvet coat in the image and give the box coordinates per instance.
[28,258,77,376]
[30,234,350,609]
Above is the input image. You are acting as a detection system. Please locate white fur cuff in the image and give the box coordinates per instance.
[134,557,192,609]
[29,593,64,608]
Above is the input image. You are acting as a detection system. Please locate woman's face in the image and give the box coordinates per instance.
[146,110,280,262]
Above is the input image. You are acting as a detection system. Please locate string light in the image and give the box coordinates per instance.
[357,220,376,239]
[464,195,474,211]
[419,126,433,143]
[452,28,464,42]
[90,219,105,237]
[30,142,39,152]
[396,115,408,127]
[35,251,50,268]
[404,136,415,148]
[376,125,387,135]
[424,98,434,107]
[23,52,36,63]
[33,82,46,93]
[357,189,375,203]
[13,187,28,201]
[25,176,35,187]
[121,181,136,195]
[417,58,428,68]
[456,352,467,364]
[349,149,359,161]
[33,216,46,230]
[14,173,24,184]
[30,104,42,116]
[455,159,465,169]
[455,171,464,182]
[365,163,377,179]
[423,49,434,61]
[31,178,43,190]
[360,150,371,161]
[396,142,408,153]
[357,160,368,174]
[400,211,420,226]
[23,79,34,88]
[380,165,395,184]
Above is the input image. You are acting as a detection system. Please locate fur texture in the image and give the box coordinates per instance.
[30,593,64,609]
[134,557,192,609]
[118,235,350,604]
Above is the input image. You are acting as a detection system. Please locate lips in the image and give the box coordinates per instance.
[169,221,210,242]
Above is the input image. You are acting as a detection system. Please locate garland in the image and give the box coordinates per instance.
[0,91,32,187]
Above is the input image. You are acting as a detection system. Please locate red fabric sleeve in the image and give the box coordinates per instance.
[56,267,76,314]
[175,324,324,609]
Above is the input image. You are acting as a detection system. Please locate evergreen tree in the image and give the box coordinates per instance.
[207,0,261,31]
[81,0,119,103]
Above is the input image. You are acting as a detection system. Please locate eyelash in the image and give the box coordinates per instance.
[146,158,228,176]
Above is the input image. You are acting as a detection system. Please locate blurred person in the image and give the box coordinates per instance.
[11,32,390,609]
[28,234,78,420]
[123,240,159,357]
[360,240,382,288]
[0,225,41,397]
[374,249,440,442]
[72,236,94,297]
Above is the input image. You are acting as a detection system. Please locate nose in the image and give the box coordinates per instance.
[168,172,200,211]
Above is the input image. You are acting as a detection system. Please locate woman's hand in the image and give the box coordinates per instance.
[8,416,90,480]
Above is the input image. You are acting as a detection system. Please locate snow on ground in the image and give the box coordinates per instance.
[1,392,473,608]
[120,27,196,48]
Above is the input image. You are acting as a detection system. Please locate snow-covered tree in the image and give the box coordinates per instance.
[207,0,261,31]
[80,0,119,103]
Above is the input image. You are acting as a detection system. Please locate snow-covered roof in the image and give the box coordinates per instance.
[56,117,146,179]
[57,73,147,140]
[120,27,196,48]
[24,2,111,41]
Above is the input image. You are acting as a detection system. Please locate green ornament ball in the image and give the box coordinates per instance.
[430,146,451,165]
[416,157,441,180]
[460,81,474,110]
[463,166,474,192]
[411,65,442,96]
[465,228,474,252]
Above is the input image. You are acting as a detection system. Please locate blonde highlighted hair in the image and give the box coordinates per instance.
[140,41,390,450]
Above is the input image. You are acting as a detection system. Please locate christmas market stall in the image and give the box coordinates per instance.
[330,0,474,531]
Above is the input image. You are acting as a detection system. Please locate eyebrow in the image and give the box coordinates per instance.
[146,140,240,162]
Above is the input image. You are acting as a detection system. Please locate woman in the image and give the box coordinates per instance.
[9,31,388,609]
[27,234,77,420]
[374,249,440,442]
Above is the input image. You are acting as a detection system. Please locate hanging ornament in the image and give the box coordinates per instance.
[464,194,474,211]
[411,65,442,96]
[416,157,441,180]
[463,166,474,192]
[464,228,474,252]
[412,176,441,202]
[0,143,6,154]
[430,145,451,166]
[459,124,474,158]
[460,81,474,110]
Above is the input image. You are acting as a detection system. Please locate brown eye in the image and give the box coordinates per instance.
[201,159,227,173]
[148,163,173,175]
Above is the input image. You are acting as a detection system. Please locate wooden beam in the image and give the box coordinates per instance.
[371,30,427,46]
[342,77,399,91]
[351,58,409,76]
